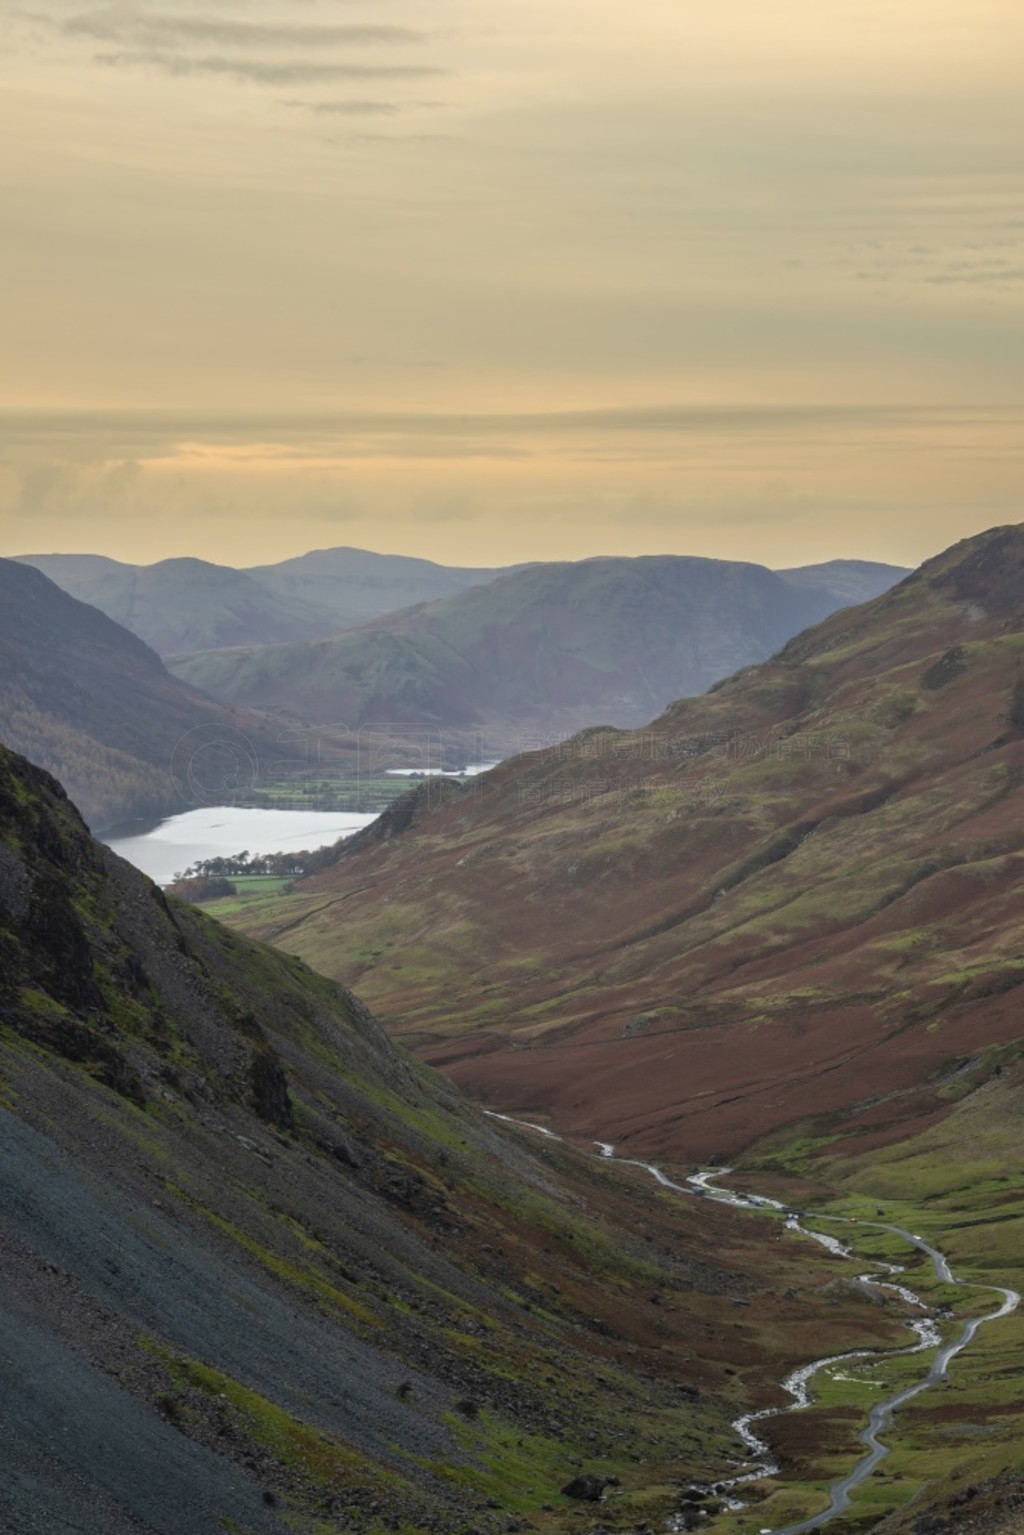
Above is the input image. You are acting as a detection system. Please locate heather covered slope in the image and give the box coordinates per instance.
[170,554,859,731]
[226,524,1024,1161]
[0,742,887,1535]
[0,559,279,829]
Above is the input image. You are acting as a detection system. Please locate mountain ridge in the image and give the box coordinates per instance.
[169,552,908,734]
[15,547,529,657]
[16,545,907,664]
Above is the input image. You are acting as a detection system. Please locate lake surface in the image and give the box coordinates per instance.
[105,806,378,886]
[385,761,500,778]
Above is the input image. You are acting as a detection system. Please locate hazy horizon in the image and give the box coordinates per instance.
[6,533,920,575]
[3,0,1021,569]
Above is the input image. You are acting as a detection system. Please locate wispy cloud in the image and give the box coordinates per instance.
[62,12,431,50]
[18,6,446,98]
[281,98,402,118]
[342,131,459,146]
[847,242,1024,290]
[2,403,1013,457]
[923,262,1024,286]
[96,50,445,84]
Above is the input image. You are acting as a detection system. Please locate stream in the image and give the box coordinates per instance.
[483,1113,1019,1534]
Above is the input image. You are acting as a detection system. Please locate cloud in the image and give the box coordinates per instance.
[845,241,1024,291]
[2,403,1014,466]
[0,454,144,521]
[24,5,445,92]
[281,98,401,118]
[96,50,445,83]
[62,12,431,50]
[342,131,459,145]
[923,263,1024,286]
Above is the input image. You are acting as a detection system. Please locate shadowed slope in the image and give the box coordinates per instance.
[16,553,331,655]
[1,741,894,1534]
[0,559,283,829]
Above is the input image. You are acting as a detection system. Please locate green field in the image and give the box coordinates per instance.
[201,874,297,917]
[238,775,412,814]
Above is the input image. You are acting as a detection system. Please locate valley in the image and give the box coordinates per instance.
[6,0,1020,1526]
[2,525,1022,1535]
[0,741,927,1535]
[193,523,1024,1532]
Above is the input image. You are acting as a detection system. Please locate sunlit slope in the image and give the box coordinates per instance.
[224,524,1024,1160]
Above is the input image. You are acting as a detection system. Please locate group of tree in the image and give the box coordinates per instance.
[171,846,336,881]
[166,843,342,903]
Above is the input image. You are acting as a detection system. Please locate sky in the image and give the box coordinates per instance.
[1,0,1022,571]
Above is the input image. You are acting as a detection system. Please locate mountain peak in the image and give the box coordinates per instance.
[920,520,1024,615]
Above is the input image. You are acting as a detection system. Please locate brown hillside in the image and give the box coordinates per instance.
[227,525,1024,1162]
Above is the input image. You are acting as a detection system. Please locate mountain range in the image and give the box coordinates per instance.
[17,546,905,670]
[170,555,909,734]
[0,548,907,830]
[15,548,527,657]
[226,524,1024,1166]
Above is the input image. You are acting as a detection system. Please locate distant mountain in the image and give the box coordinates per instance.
[0,739,872,1533]
[0,560,279,829]
[15,553,331,657]
[244,544,528,631]
[16,547,525,658]
[16,547,906,665]
[228,523,1024,1166]
[777,558,910,605]
[170,554,895,733]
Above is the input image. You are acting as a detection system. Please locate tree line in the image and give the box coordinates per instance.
[171,846,339,882]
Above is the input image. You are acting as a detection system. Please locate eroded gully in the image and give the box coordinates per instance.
[483,1112,1019,1534]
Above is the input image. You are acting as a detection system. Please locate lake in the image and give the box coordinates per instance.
[105,806,378,886]
[385,761,500,777]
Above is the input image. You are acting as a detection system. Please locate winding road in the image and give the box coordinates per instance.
[484,1112,1019,1534]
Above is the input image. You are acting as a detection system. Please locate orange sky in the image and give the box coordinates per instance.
[1,0,1021,569]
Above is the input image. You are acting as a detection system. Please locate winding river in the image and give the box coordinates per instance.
[484,1112,1020,1534]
